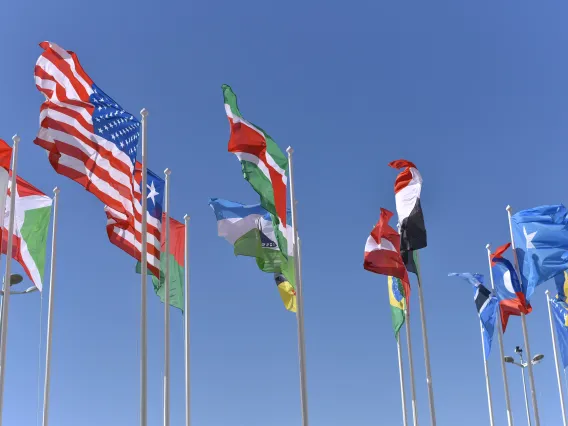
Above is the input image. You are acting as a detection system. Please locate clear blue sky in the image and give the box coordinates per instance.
[1,1,567,425]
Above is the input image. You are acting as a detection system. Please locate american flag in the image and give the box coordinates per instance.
[34,41,161,276]
[105,165,164,277]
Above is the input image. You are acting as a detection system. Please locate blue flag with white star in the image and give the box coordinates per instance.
[448,273,499,359]
[512,205,568,302]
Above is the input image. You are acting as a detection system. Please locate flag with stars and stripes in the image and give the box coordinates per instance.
[34,41,141,230]
[105,164,164,278]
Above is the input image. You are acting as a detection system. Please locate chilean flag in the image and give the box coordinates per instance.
[491,243,532,332]
[364,208,411,306]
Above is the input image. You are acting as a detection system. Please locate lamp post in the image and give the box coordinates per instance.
[504,346,545,426]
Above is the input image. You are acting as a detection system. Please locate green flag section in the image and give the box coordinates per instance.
[388,276,406,339]
[136,216,185,311]
[222,85,289,230]
[2,177,52,291]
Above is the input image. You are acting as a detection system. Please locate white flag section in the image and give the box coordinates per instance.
[2,177,52,291]
[0,168,9,230]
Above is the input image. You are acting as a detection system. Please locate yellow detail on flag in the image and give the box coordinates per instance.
[275,273,297,313]
[388,276,406,311]
[562,271,568,300]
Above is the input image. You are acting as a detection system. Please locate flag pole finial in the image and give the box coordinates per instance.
[12,135,20,144]
[545,289,550,295]
[183,214,190,223]
[485,244,491,250]
[164,168,171,176]
[506,205,512,213]
[286,146,293,154]
[140,108,148,117]
[53,187,60,195]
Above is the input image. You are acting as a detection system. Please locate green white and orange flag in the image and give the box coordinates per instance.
[1,177,52,291]
[222,85,289,229]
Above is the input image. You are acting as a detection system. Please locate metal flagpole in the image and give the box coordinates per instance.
[42,188,60,426]
[0,134,20,425]
[163,169,171,426]
[486,244,514,426]
[404,310,418,426]
[479,318,495,426]
[286,147,309,426]
[140,109,149,426]
[183,214,190,426]
[506,205,540,426]
[545,290,568,426]
[414,252,437,426]
[396,334,408,426]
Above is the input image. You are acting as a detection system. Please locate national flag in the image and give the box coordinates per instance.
[388,276,406,339]
[364,208,411,306]
[106,166,164,278]
[550,297,568,369]
[274,273,297,313]
[388,160,427,253]
[208,198,294,279]
[555,271,568,302]
[1,177,52,291]
[511,204,568,302]
[222,85,288,228]
[491,243,531,332]
[448,273,499,359]
[136,216,185,311]
[0,140,12,227]
[34,41,141,232]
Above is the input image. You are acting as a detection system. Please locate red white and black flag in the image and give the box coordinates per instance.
[389,160,427,274]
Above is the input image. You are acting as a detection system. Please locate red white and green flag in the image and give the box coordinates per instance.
[222,84,289,228]
[1,177,52,291]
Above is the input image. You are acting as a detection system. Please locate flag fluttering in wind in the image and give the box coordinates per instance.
[222,85,289,229]
[1,177,52,291]
[491,243,531,332]
[210,198,296,311]
[511,204,568,302]
[136,216,185,311]
[388,160,427,275]
[550,297,568,369]
[364,208,411,306]
[448,273,499,359]
[34,42,141,223]
[388,276,406,339]
[106,166,164,278]
[555,271,568,302]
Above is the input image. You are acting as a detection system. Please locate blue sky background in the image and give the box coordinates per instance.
[1,0,568,425]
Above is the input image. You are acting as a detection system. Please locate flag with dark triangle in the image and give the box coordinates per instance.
[389,160,427,253]
[491,243,531,332]
[274,273,297,313]
[448,273,499,359]
[364,208,411,308]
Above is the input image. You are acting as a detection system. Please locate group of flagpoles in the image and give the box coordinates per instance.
[506,205,540,426]
[404,311,418,426]
[545,290,568,426]
[414,254,437,426]
[0,135,20,426]
[42,188,60,426]
[486,245,514,426]
[287,146,310,426]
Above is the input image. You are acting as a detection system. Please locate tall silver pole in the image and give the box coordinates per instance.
[506,205,540,426]
[545,290,567,426]
[183,214,190,426]
[479,319,495,426]
[520,355,532,426]
[486,244,514,426]
[404,310,418,426]
[286,147,309,426]
[163,169,171,426]
[0,135,20,426]
[414,252,436,426]
[42,187,60,426]
[140,109,149,426]
[396,335,408,426]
